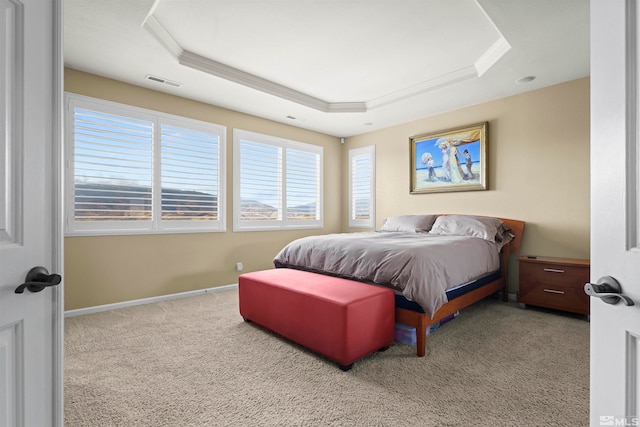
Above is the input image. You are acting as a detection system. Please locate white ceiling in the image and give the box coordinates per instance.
[64,0,590,137]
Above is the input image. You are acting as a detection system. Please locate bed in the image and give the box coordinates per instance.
[273,214,525,357]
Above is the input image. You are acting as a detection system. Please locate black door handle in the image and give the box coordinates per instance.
[584,276,635,306]
[15,266,62,294]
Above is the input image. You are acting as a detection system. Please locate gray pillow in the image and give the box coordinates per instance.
[379,215,438,233]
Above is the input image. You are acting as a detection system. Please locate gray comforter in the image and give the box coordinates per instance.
[273,232,502,317]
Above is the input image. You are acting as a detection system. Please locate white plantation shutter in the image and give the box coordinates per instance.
[286,149,320,221]
[238,139,282,221]
[160,123,222,222]
[66,94,226,235]
[349,145,375,228]
[234,129,323,231]
[72,107,153,222]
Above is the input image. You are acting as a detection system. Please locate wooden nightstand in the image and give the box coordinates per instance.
[518,256,590,315]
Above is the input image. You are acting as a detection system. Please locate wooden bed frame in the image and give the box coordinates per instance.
[395,217,525,357]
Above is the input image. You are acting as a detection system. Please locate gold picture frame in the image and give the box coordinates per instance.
[410,122,488,194]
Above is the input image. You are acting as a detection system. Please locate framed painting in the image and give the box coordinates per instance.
[410,122,488,194]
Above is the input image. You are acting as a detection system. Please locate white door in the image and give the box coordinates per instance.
[591,0,640,426]
[0,1,62,427]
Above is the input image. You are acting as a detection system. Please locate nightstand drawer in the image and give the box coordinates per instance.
[519,262,588,287]
[519,280,590,314]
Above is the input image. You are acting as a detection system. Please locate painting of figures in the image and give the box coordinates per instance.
[410,122,488,194]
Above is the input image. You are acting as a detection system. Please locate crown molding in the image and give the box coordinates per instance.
[143,14,183,58]
[475,37,511,77]
[366,66,479,110]
[179,50,366,113]
[143,10,509,115]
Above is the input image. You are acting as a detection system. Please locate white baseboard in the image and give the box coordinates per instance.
[64,286,518,318]
[64,283,238,317]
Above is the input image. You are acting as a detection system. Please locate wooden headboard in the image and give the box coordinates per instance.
[498,218,525,255]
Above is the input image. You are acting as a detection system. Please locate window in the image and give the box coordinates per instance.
[349,145,375,228]
[233,129,322,231]
[65,94,226,235]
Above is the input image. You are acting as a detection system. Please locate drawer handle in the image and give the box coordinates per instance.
[543,289,565,295]
[543,268,565,273]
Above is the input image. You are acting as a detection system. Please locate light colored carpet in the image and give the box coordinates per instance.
[64,289,589,426]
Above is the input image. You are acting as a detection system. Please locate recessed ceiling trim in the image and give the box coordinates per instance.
[143,14,183,58]
[179,50,366,113]
[475,37,511,76]
[143,10,509,115]
[367,66,479,110]
[326,102,368,113]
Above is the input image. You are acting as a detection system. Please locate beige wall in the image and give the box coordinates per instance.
[64,68,342,310]
[343,78,590,293]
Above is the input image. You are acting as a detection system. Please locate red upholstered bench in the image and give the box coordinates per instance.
[239,269,395,371]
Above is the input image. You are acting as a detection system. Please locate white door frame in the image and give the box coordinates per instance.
[52,0,64,425]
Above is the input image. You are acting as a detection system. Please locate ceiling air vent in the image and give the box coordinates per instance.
[145,74,182,88]
[286,115,306,123]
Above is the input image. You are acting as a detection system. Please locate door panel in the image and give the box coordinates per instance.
[628,332,640,418]
[591,0,640,425]
[0,0,20,248]
[0,323,21,427]
[0,1,62,426]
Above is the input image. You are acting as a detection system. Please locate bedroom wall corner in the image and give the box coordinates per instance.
[341,78,591,293]
[63,68,343,310]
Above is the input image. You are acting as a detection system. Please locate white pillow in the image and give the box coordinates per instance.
[428,215,510,243]
[379,215,438,233]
